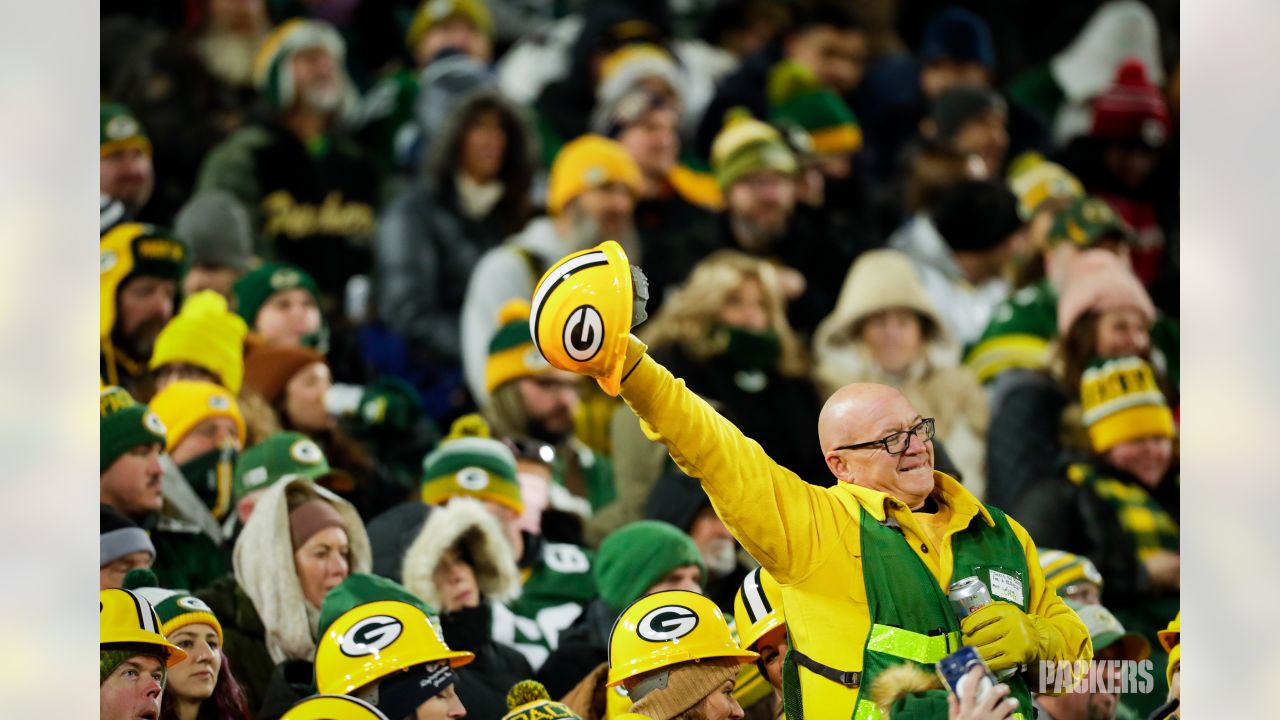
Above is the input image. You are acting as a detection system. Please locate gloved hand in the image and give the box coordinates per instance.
[961,602,1050,671]
[357,377,423,432]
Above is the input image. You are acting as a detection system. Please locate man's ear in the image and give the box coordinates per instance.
[824,452,850,482]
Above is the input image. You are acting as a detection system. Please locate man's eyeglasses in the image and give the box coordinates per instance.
[835,418,935,456]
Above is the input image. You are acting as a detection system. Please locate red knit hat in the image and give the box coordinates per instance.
[1090,58,1170,148]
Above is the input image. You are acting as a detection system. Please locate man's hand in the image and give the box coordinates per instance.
[1143,550,1180,591]
[948,667,1019,720]
[961,602,1050,671]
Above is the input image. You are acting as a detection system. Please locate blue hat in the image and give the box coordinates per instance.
[920,7,995,71]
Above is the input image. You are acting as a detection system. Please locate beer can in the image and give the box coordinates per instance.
[948,576,992,621]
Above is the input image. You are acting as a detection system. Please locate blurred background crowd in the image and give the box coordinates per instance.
[98,0,1179,718]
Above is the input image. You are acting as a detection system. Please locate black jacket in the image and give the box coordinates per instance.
[197,575,274,718]
[443,604,535,720]
[536,598,616,700]
[984,369,1072,510]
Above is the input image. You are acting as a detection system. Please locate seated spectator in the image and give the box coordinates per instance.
[197,476,371,717]
[149,380,246,525]
[985,250,1166,509]
[812,249,989,493]
[125,570,252,720]
[544,520,705,705]
[461,134,641,405]
[101,386,227,591]
[234,263,324,350]
[403,498,534,719]
[100,504,156,590]
[173,190,254,303]
[101,103,156,216]
[1014,357,1178,678]
[641,250,828,485]
[1039,549,1105,606]
[314,574,474,720]
[375,53,535,411]
[196,18,377,314]
[101,222,188,394]
[890,179,1024,346]
[709,114,859,334]
[100,588,186,720]
[484,301,617,513]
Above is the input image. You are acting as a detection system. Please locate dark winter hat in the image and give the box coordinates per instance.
[174,190,253,271]
[1090,58,1170,148]
[645,471,711,534]
[100,386,168,472]
[101,504,155,566]
[919,7,995,70]
[595,520,706,614]
[317,573,435,641]
[931,179,1022,253]
[233,262,321,327]
[931,86,1006,143]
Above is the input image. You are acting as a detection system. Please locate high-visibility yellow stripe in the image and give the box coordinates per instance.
[865,624,960,665]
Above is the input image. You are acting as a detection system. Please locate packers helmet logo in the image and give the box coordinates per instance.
[270,268,302,289]
[637,605,699,643]
[456,467,490,491]
[177,596,213,613]
[143,412,167,436]
[339,615,404,657]
[563,305,604,361]
[290,439,324,464]
[208,394,231,410]
[105,114,140,141]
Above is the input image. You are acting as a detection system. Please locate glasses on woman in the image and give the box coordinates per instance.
[835,418,935,456]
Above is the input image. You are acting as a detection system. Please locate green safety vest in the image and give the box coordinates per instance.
[783,504,1037,720]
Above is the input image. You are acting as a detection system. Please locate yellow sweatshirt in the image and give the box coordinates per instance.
[617,338,1091,717]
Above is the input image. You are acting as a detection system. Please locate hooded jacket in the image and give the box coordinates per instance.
[812,250,990,495]
[402,498,531,720]
[375,56,535,366]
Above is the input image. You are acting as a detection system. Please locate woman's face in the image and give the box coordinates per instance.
[718,276,769,333]
[1105,436,1173,488]
[1094,308,1150,358]
[460,108,507,184]
[755,625,789,691]
[293,525,350,608]
[284,362,334,432]
[167,623,222,702]
[692,679,746,720]
[414,682,467,719]
[433,546,481,613]
[860,309,924,373]
[255,288,321,348]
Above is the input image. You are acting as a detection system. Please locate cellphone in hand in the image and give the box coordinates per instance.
[936,645,997,701]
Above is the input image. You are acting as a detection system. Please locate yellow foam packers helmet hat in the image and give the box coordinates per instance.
[315,600,474,695]
[607,589,758,687]
[733,567,784,651]
[1158,611,1180,652]
[99,588,187,667]
[530,240,635,397]
[282,695,390,720]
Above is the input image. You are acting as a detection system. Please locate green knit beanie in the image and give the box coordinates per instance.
[101,103,151,157]
[101,387,167,472]
[233,262,321,326]
[317,572,437,642]
[124,568,225,646]
[595,520,706,614]
[767,60,862,156]
[233,431,335,501]
[420,415,522,514]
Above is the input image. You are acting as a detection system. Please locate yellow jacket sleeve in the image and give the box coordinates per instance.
[1007,514,1094,670]
[617,337,851,584]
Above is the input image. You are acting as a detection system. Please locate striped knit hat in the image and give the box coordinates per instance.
[486,299,552,394]
[767,61,861,157]
[1038,549,1104,596]
[710,109,797,189]
[253,18,347,111]
[502,680,582,720]
[1081,356,1175,453]
[124,569,224,645]
[420,415,522,514]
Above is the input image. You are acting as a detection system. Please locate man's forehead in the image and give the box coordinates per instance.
[122,654,165,670]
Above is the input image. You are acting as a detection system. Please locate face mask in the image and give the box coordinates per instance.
[180,441,239,520]
[715,325,781,372]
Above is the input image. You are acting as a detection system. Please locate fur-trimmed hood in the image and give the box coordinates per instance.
[402,497,521,611]
[232,475,371,664]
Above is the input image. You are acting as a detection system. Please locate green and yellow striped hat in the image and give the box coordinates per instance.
[124,569,224,646]
[767,61,862,157]
[1048,195,1135,248]
[420,415,522,514]
[101,103,151,158]
[486,299,552,394]
[1038,549,1104,596]
[1081,356,1176,453]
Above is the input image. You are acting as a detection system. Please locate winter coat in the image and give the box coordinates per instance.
[196,574,273,717]
[812,249,989,495]
[888,213,1011,347]
[147,456,232,591]
[401,498,530,720]
[195,121,380,312]
[649,344,829,487]
[613,335,1091,717]
[983,369,1074,511]
[374,71,535,365]
[232,476,372,666]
